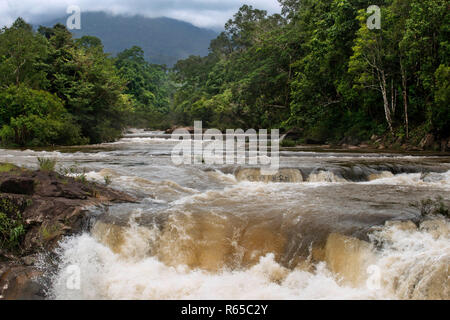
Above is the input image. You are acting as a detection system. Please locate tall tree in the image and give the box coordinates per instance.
[0,18,47,88]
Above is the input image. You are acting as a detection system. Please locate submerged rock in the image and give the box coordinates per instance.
[235,168,304,183]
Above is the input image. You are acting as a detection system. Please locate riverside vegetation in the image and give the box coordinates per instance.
[0,0,449,149]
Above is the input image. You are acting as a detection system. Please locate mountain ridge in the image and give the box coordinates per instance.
[38,11,218,66]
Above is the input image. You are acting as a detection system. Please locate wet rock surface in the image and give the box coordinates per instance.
[0,168,136,300]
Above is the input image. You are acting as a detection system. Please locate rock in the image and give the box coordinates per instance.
[165,126,176,134]
[280,128,303,141]
[420,172,444,183]
[368,172,394,181]
[0,177,35,195]
[165,126,196,134]
[235,168,304,183]
[21,255,37,266]
[0,170,136,203]
[0,168,137,299]
[419,220,449,239]
[0,264,45,300]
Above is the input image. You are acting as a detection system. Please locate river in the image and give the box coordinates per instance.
[1,129,449,300]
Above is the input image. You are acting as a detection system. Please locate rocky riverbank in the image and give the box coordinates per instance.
[159,126,450,153]
[280,130,450,153]
[0,164,136,300]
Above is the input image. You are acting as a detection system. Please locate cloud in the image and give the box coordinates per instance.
[1,0,282,29]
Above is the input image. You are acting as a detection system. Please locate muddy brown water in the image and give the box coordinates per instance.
[1,129,449,300]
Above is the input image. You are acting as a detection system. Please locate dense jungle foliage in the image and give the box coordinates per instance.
[1,0,448,147]
[172,0,449,145]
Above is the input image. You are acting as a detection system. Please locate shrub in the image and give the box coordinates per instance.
[281,139,297,148]
[76,173,88,185]
[0,85,84,147]
[37,157,57,172]
[0,199,26,250]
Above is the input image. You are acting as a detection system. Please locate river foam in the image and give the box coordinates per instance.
[46,214,449,300]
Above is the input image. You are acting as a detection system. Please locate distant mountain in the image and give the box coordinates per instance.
[38,12,218,66]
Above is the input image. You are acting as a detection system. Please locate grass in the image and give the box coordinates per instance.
[75,173,88,185]
[58,163,89,185]
[40,224,61,242]
[37,157,57,172]
[0,163,19,173]
[58,164,80,176]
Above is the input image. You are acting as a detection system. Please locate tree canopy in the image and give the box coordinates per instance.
[1,1,448,148]
[171,0,449,145]
[0,20,172,146]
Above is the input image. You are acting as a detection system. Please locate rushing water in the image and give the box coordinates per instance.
[1,129,449,300]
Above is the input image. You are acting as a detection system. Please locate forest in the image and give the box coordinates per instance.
[0,19,172,146]
[0,0,448,148]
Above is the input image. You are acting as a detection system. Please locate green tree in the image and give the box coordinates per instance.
[0,18,48,88]
[115,46,172,128]
[0,85,83,146]
[42,24,132,143]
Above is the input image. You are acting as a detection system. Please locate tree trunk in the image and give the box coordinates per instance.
[401,62,409,139]
[391,78,396,115]
[380,71,394,134]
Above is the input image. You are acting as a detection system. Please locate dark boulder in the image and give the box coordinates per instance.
[0,177,35,195]
[0,167,137,300]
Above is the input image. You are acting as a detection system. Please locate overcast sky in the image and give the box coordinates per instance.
[1,0,282,30]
